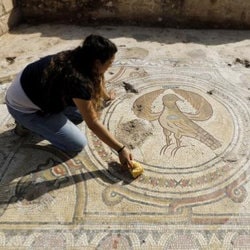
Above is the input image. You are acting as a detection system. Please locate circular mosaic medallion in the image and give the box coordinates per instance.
[86,70,250,204]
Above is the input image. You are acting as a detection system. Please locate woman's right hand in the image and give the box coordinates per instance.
[118,147,133,170]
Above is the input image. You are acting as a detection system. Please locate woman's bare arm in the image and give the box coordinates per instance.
[73,98,133,167]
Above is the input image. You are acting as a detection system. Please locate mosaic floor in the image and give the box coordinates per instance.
[0,24,250,249]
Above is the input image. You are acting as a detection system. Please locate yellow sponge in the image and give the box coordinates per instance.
[130,161,144,178]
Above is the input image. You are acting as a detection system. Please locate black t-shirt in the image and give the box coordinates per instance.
[20,54,91,113]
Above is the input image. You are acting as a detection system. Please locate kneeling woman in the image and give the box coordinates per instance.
[5,34,133,169]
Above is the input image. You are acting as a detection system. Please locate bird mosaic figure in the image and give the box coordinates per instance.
[132,88,222,156]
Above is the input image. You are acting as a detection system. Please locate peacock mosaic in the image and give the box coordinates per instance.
[84,57,250,221]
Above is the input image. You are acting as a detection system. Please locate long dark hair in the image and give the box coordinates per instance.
[71,34,117,109]
[43,34,117,111]
[72,34,117,75]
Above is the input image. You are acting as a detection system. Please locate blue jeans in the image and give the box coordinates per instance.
[7,105,88,152]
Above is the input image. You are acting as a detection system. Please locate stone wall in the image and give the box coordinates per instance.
[0,0,21,36]
[1,0,250,36]
[19,0,250,29]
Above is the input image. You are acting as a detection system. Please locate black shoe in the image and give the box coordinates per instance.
[14,121,30,136]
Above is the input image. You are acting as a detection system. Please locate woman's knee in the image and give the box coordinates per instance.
[62,136,88,152]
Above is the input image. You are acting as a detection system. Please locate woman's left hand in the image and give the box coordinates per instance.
[109,90,116,100]
[118,147,133,170]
